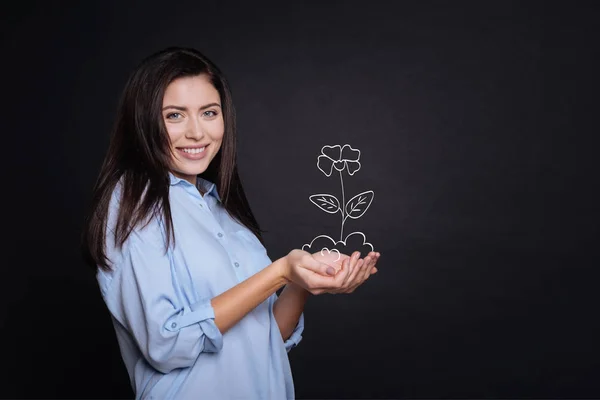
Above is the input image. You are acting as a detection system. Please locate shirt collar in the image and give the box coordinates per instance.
[169,172,221,202]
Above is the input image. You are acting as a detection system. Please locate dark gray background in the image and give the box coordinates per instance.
[2,0,599,398]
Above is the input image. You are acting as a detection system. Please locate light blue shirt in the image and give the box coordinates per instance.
[97,172,304,399]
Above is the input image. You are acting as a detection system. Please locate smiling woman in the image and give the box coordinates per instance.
[162,75,224,184]
[80,46,380,399]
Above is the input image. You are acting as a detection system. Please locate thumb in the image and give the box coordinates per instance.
[302,254,337,276]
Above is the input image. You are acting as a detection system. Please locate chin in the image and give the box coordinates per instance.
[179,160,212,175]
[182,167,209,176]
[172,147,219,177]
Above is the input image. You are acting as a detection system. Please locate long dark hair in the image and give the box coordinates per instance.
[82,46,263,271]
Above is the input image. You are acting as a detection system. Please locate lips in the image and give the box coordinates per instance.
[176,144,209,160]
[181,146,205,154]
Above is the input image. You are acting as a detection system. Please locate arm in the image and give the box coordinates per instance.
[271,251,360,348]
[102,222,335,373]
[106,234,291,373]
[211,258,289,333]
[273,282,309,342]
[270,251,379,346]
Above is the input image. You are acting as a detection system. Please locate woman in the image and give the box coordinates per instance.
[82,46,380,399]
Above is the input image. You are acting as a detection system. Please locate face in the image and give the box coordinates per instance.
[162,74,224,185]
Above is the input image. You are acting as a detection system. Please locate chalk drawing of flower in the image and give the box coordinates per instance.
[304,144,375,256]
[317,144,361,177]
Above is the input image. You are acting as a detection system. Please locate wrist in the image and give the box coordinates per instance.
[273,257,291,285]
[286,281,310,298]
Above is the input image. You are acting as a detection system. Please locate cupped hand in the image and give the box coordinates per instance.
[282,249,380,295]
[310,250,349,272]
[281,249,339,295]
[328,251,380,294]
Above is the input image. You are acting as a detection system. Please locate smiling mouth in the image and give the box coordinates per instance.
[177,144,208,154]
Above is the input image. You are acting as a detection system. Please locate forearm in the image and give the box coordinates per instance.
[273,282,310,341]
[211,257,289,334]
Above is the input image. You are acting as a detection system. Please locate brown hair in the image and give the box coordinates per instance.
[81,46,262,271]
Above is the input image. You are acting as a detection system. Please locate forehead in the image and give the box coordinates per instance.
[163,74,220,105]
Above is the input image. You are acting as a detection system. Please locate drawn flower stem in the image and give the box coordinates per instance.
[339,170,346,241]
[307,144,375,252]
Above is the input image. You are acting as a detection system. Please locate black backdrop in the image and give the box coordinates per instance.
[2,1,599,398]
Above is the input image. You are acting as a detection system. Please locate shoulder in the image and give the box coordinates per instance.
[104,178,168,264]
[99,180,169,289]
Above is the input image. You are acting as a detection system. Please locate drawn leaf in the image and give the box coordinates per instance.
[345,191,374,219]
[309,194,341,214]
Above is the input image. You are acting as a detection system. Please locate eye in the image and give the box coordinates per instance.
[166,112,182,119]
[203,110,218,118]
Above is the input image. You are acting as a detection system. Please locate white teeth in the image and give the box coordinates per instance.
[182,147,205,154]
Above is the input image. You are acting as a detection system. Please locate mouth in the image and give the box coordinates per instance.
[176,144,209,159]
[178,144,208,153]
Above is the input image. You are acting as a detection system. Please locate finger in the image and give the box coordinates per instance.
[333,258,352,285]
[300,254,338,276]
[340,252,361,287]
[346,256,371,292]
[364,252,378,270]
[330,252,360,293]
[345,258,367,290]
[367,254,380,275]
[352,255,379,291]
[306,257,354,290]
[358,255,376,283]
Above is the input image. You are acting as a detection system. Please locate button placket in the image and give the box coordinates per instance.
[232,262,244,281]
[181,181,246,282]
[195,191,246,282]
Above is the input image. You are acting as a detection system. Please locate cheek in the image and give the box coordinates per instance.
[209,120,225,141]
[166,125,186,143]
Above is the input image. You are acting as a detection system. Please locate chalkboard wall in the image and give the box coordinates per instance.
[2,1,598,398]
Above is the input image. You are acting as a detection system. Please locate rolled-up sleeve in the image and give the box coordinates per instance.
[283,311,304,352]
[102,222,223,374]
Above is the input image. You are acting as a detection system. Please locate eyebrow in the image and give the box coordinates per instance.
[162,103,221,111]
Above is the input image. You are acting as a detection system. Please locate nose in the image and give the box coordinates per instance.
[185,116,205,140]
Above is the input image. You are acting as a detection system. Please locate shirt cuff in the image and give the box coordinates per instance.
[283,312,304,352]
[164,298,224,353]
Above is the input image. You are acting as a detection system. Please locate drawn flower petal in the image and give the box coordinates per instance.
[321,145,342,161]
[317,155,335,176]
[341,144,360,162]
[345,160,361,175]
[333,160,346,171]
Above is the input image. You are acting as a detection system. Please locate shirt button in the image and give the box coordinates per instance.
[199,204,203,208]
[171,322,177,329]
[234,262,240,267]
[217,232,223,238]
